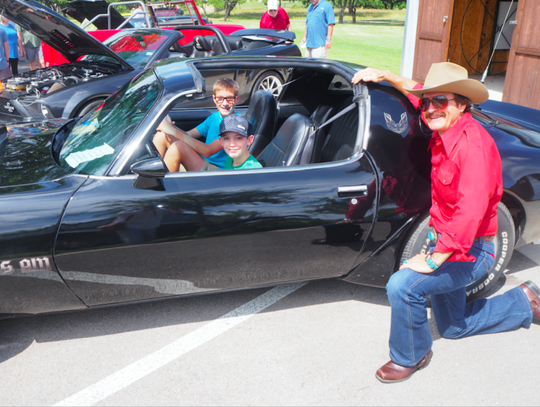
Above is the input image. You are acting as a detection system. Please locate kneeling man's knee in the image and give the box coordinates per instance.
[386,271,409,302]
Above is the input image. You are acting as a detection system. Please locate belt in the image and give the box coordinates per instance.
[429,227,495,244]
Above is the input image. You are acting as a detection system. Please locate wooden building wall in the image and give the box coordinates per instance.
[447,0,508,74]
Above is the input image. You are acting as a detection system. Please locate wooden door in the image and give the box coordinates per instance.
[503,0,540,110]
[412,0,455,83]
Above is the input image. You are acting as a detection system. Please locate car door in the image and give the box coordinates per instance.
[53,153,378,306]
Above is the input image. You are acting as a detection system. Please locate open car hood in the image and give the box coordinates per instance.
[63,0,133,30]
[0,0,132,67]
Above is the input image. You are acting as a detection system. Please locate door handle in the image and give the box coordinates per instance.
[338,185,368,198]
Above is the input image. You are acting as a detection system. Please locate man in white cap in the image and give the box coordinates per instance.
[352,63,540,383]
[260,0,290,31]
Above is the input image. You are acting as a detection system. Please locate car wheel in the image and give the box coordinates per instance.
[399,202,515,303]
[75,98,106,117]
[253,71,283,98]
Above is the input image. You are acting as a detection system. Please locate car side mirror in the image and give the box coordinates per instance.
[131,157,167,191]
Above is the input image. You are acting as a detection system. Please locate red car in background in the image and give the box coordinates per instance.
[43,0,245,66]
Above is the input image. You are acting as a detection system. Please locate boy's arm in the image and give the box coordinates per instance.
[195,139,223,158]
[157,116,203,142]
[169,130,221,158]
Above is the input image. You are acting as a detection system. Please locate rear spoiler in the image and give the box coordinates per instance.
[231,28,296,42]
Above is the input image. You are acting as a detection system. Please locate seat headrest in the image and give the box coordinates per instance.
[193,36,211,51]
[227,37,243,50]
[212,39,224,55]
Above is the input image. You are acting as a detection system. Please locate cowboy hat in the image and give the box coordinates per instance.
[404,62,489,104]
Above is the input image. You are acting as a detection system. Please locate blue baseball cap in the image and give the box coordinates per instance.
[219,115,249,137]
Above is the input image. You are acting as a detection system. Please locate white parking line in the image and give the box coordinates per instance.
[54,283,306,406]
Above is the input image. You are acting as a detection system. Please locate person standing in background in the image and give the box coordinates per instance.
[20,28,43,70]
[300,0,334,58]
[0,23,10,81]
[260,0,291,31]
[0,16,21,76]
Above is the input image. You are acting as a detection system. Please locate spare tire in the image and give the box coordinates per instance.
[399,202,515,303]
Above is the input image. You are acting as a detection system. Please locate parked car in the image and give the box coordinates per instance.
[0,0,300,124]
[2,56,540,318]
[51,0,241,66]
[63,0,227,31]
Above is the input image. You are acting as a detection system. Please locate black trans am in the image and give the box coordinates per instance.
[2,57,540,318]
[0,0,300,123]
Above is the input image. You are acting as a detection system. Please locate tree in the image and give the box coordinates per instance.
[205,0,247,21]
[333,0,347,24]
[37,0,69,12]
[379,0,406,9]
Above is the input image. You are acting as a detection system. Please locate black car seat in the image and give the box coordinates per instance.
[246,90,278,157]
[190,36,213,58]
[226,36,243,51]
[307,105,335,163]
[256,114,312,167]
[317,99,359,163]
[211,39,225,56]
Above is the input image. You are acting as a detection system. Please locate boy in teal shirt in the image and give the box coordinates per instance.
[219,115,262,170]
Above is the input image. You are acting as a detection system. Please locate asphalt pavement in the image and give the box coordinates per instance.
[1,242,539,406]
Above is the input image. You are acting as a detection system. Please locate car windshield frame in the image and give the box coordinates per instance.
[58,69,163,176]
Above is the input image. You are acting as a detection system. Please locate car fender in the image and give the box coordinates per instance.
[0,175,89,316]
[41,70,140,118]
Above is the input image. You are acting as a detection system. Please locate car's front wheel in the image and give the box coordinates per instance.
[75,98,107,118]
[399,202,515,303]
[253,71,283,98]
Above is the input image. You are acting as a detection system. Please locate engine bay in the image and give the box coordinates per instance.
[1,61,120,98]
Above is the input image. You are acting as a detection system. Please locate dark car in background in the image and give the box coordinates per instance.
[2,56,540,318]
[0,0,300,123]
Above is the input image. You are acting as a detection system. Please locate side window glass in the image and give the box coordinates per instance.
[172,70,238,109]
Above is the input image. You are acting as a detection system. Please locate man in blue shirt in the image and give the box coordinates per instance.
[300,0,335,59]
[153,78,239,172]
[0,25,10,80]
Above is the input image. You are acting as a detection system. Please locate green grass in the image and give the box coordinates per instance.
[205,2,405,72]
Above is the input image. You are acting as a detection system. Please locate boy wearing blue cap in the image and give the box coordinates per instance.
[219,115,262,170]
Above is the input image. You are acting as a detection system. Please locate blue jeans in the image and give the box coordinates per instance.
[386,239,533,367]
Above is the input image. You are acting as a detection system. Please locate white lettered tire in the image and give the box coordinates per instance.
[399,202,515,303]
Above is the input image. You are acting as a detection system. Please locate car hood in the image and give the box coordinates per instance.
[62,0,132,30]
[0,119,75,188]
[0,0,132,67]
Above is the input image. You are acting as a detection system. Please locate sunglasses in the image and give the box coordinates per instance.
[419,96,456,112]
[214,96,236,104]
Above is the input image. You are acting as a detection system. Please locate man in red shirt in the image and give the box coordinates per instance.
[352,62,540,383]
[260,0,291,31]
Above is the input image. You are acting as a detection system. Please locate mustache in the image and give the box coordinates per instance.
[424,111,445,119]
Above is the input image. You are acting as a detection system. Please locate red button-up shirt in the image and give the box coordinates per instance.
[260,7,290,30]
[408,90,503,262]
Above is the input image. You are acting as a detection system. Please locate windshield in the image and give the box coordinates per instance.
[101,30,175,69]
[59,69,162,175]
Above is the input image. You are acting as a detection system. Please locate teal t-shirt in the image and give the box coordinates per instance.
[224,154,263,170]
[196,111,239,169]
